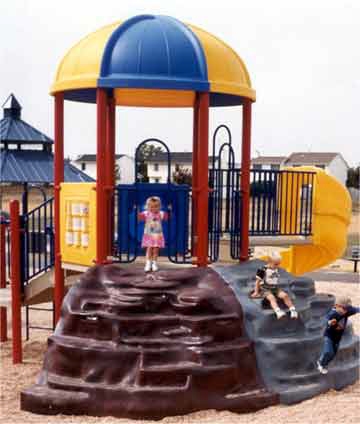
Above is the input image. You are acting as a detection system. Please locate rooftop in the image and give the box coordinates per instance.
[146,152,218,163]
[0,94,53,145]
[251,156,286,165]
[284,152,339,165]
[74,154,126,162]
[0,150,94,184]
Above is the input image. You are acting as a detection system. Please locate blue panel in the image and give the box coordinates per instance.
[116,183,190,257]
[99,15,209,91]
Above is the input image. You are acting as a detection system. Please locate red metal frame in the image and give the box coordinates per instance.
[54,93,65,323]
[0,221,7,342]
[96,89,109,263]
[194,92,210,266]
[191,94,199,259]
[105,96,116,256]
[10,200,22,363]
[240,99,252,261]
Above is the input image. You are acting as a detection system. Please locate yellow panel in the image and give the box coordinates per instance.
[277,167,351,275]
[114,88,195,107]
[50,21,121,94]
[60,183,96,267]
[188,24,256,101]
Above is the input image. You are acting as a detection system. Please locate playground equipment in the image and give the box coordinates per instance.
[0,13,356,419]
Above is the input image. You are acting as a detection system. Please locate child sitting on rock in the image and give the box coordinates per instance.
[251,251,298,320]
[317,296,359,374]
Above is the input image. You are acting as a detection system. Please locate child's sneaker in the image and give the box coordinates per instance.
[275,308,286,319]
[144,260,152,272]
[151,261,159,272]
[317,361,328,375]
[290,307,298,319]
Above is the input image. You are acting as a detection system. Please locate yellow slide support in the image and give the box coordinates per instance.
[280,166,351,275]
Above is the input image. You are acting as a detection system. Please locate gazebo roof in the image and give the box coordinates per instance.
[0,149,94,184]
[51,15,255,107]
[0,94,53,144]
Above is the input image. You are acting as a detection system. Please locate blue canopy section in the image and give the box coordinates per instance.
[0,150,94,183]
[99,15,209,91]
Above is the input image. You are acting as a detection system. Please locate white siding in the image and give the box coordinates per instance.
[326,155,348,186]
[72,155,135,183]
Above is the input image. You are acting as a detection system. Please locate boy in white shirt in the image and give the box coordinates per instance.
[251,251,298,320]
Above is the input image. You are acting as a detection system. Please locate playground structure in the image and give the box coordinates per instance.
[0,13,357,419]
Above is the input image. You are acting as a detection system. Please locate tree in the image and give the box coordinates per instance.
[173,166,192,185]
[346,166,360,189]
[136,143,164,182]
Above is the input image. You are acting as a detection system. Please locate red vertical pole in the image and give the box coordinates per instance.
[54,92,65,323]
[195,92,210,267]
[240,99,252,261]
[191,94,199,258]
[10,200,22,363]
[105,96,116,256]
[96,88,108,263]
[0,222,8,342]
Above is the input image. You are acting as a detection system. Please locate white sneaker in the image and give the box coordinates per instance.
[290,309,298,319]
[317,361,328,375]
[151,261,159,272]
[144,260,152,272]
[275,309,286,319]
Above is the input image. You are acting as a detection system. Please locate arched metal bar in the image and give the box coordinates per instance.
[134,138,172,183]
[211,124,232,172]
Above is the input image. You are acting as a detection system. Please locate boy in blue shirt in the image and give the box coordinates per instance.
[317,296,359,374]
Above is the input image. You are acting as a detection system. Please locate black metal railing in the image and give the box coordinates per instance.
[21,197,55,288]
[250,169,315,236]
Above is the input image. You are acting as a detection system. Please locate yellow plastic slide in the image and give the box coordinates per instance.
[280,166,351,275]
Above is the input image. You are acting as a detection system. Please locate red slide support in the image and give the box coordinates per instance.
[10,200,22,363]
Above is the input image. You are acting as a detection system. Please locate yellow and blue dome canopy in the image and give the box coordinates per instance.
[51,15,255,107]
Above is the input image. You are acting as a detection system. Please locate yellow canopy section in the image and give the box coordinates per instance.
[50,21,119,94]
[188,24,255,101]
[50,18,256,105]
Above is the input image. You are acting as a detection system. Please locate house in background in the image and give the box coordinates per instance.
[251,152,349,186]
[72,154,135,184]
[251,156,286,171]
[145,152,220,183]
[283,152,349,186]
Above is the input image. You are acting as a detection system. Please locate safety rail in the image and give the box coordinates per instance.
[250,169,315,236]
[21,197,55,289]
[0,219,11,286]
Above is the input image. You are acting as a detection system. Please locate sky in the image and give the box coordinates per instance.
[1,0,359,166]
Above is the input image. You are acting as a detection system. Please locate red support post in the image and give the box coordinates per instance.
[0,221,8,342]
[240,99,252,261]
[191,94,199,258]
[96,88,108,263]
[10,200,22,363]
[105,97,116,256]
[195,92,210,267]
[54,92,65,323]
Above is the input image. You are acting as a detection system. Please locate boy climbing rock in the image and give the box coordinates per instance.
[317,296,359,374]
[251,251,298,320]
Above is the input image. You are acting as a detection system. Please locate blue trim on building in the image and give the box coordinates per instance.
[98,15,209,91]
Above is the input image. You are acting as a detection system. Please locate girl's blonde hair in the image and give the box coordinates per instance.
[145,196,161,210]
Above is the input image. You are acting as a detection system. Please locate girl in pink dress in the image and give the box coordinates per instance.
[138,196,168,272]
